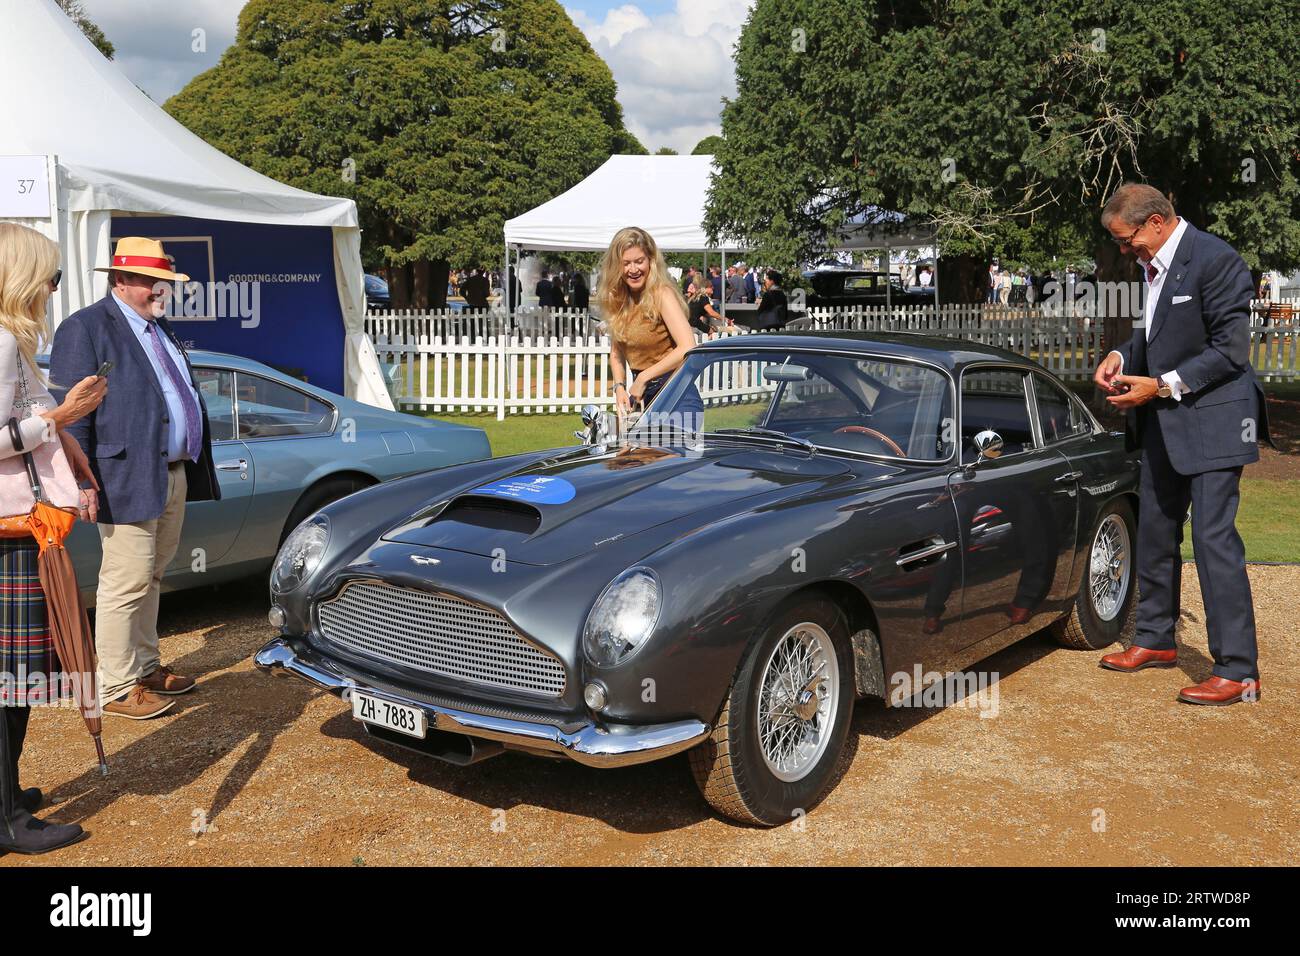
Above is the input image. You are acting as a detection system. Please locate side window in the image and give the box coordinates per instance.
[194,368,235,441]
[1033,373,1090,443]
[960,368,1034,462]
[235,373,334,439]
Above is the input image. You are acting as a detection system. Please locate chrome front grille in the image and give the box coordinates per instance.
[315,581,566,697]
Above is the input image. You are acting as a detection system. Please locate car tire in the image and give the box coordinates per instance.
[689,596,855,826]
[279,476,372,546]
[1050,498,1137,650]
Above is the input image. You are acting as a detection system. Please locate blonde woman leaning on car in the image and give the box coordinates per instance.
[0,222,106,854]
[597,226,696,415]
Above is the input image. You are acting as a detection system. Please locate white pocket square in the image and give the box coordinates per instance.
[1172,295,1192,304]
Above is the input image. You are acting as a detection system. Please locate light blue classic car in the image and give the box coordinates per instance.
[42,351,491,606]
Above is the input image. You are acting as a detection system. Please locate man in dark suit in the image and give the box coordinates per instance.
[460,268,489,310]
[1093,184,1270,706]
[534,271,553,307]
[50,238,221,720]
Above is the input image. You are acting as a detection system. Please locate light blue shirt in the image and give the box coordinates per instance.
[112,292,200,462]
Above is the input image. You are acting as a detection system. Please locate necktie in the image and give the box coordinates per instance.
[147,323,203,462]
[1146,262,1158,283]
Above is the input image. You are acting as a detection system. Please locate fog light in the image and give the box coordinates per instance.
[268,605,287,629]
[583,681,608,711]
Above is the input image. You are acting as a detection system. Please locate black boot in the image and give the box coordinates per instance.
[0,706,86,855]
[5,707,42,812]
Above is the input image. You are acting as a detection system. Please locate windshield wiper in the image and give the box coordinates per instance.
[712,427,817,454]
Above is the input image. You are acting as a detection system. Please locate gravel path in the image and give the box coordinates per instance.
[5,567,1296,867]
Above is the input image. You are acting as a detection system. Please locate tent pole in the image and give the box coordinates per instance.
[720,248,726,319]
[932,241,939,317]
[885,244,892,314]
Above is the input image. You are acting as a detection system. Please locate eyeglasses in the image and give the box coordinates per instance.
[49,269,62,291]
[1112,217,1152,246]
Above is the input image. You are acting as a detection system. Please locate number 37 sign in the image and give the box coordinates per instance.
[0,156,52,219]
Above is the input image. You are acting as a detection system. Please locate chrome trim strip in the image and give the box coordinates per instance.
[895,540,958,566]
[254,638,709,768]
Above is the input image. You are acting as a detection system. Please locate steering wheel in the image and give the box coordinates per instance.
[833,425,905,457]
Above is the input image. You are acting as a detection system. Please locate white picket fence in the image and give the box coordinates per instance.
[366,304,1300,418]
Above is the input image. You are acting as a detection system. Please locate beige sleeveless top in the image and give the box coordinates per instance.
[612,311,674,372]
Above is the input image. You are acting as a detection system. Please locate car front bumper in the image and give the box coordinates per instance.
[254,637,710,769]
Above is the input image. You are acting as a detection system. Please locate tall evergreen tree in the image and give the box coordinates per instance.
[707,0,1299,330]
[167,0,644,306]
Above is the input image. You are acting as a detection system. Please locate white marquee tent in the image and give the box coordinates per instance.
[504,154,739,253]
[0,0,393,408]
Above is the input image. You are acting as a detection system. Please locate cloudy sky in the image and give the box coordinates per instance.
[79,0,752,154]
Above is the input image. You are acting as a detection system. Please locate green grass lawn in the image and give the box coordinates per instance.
[424,409,1300,562]
[1186,478,1300,563]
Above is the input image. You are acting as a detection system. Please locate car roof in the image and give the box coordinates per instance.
[692,329,1035,371]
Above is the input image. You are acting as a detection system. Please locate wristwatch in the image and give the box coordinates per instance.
[611,382,626,395]
[1155,377,1173,399]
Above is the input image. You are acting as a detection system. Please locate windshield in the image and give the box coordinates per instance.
[628,348,955,461]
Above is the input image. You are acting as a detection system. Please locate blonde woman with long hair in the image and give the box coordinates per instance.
[597,226,696,414]
[0,222,106,854]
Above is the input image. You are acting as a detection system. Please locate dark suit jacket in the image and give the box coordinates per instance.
[49,295,221,525]
[1114,222,1272,475]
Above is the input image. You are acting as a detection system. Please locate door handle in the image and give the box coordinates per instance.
[896,540,957,567]
[215,458,248,472]
[1055,470,1083,483]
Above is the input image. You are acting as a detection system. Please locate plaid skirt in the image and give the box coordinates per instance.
[0,535,67,706]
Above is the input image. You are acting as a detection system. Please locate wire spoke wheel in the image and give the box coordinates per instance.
[1089,513,1131,622]
[755,621,840,783]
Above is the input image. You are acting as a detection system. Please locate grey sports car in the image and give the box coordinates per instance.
[256,332,1140,825]
[44,351,491,606]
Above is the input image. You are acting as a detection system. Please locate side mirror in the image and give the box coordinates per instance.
[576,403,607,446]
[973,429,1003,460]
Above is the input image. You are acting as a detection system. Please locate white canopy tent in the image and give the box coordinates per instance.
[0,0,393,408]
[504,153,748,314]
[828,213,940,310]
[505,154,738,252]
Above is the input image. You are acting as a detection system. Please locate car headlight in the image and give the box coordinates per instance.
[271,515,330,593]
[583,567,661,667]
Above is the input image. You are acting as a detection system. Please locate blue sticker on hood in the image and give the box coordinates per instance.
[471,475,576,504]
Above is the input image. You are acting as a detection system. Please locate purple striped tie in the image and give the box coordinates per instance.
[147,322,203,462]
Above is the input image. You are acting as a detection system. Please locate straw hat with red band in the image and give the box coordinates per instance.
[94,237,189,282]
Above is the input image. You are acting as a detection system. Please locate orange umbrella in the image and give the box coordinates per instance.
[28,500,107,776]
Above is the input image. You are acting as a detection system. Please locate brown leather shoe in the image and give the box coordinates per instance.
[1006,605,1032,625]
[1099,645,1178,672]
[1178,676,1261,706]
[103,685,176,720]
[922,616,944,634]
[139,665,195,696]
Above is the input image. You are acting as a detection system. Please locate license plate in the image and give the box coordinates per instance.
[352,690,427,739]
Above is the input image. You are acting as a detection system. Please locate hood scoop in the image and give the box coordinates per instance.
[431,495,542,536]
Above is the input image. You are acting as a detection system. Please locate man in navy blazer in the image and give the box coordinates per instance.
[1093,184,1270,706]
[50,238,220,721]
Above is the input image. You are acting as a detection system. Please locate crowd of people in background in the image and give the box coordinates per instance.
[985,259,1093,307]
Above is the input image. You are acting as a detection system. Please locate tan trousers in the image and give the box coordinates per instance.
[96,462,187,705]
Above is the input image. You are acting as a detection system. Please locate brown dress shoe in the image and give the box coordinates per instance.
[103,685,176,720]
[1006,605,1032,624]
[1178,676,1260,706]
[1099,645,1178,672]
[139,665,195,696]
[922,616,943,634]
